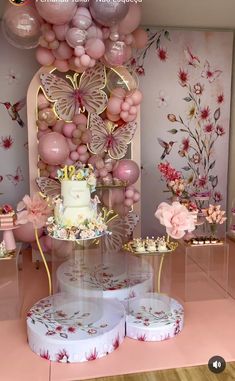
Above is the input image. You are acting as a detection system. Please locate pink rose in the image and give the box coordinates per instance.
[155,201,195,239]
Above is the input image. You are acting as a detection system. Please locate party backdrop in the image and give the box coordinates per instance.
[130,29,234,236]
[0,29,39,207]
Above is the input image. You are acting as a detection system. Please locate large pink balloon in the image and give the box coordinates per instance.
[85,38,105,59]
[38,132,70,165]
[89,0,129,27]
[14,222,43,243]
[2,6,41,49]
[118,4,141,35]
[35,0,76,25]
[72,7,92,30]
[113,159,140,185]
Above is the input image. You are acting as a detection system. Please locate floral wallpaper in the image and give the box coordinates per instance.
[130,29,233,236]
[0,28,39,208]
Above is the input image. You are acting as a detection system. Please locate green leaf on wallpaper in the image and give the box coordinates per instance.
[164,30,171,41]
[180,129,188,133]
[209,175,218,188]
[179,116,183,123]
[209,160,216,170]
[183,97,192,102]
[168,129,178,134]
[156,36,160,49]
[182,166,191,171]
[214,108,220,121]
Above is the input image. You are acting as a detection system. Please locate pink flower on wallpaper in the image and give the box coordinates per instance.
[184,47,200,67]
[86,348,98,361]
[135,65,145,76]
[0,135,14,150]
[181,137,190,153]
[217,93,224,104]
[157,47,168,61]
[155,201,195,239]
[68,327,76,333]
[204,123,214,133]
[0,176,3,183]
[191,153,200,164]
[193,82,204,95]
[195,176,208,188]
[213,191,223,202]
[16,193,52,229]
[200,106,210,120]
[178,68,189,86]
[216,125,225,136]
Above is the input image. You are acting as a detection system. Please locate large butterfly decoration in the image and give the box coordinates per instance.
[36,177,61,198]
[201,60,222,83]
[40,62,108,121]
[88,113,137,160]
[6,166,24,186]
[103,208,140,253]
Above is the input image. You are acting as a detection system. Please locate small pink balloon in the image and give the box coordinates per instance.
[70,151,80,161]
[74,45,85,57]
[54,41,73,60]
[79,152,90,163]
[121,101,130,111]
[53,24,69,41]
[50,170,58,179]
[131,90,143,105]
[88,155,101,166]
[113,159,140,185]
[104,162,113,172]
[118,3,141,35]
[132,28,148,49]
[44,30,56,43]
[74,57,81,67]
[38,94,50,110]
[111,88,127,99]
[38,108,57,125]
[107,97,122,115]
[81,131,92,144]
[80,54,91,67]
[66,27,86,48]
[126,97,134,106]
[106,112,120,122]
[87,25,103,40]
[38,132,70,165]
[124,34,134,45]
[36,47,55,66]
[63,122,76,138]
[35,1,76,26]
[54,59,69,72]
[129,106,137,115]
[37,120,49,131]
[120,111,129,121]
[77,144,87,155]
[72,7,92,30]
[66,138,78,152]
[124,198,134,207]
[99,168,108,178]
[85,38,105,59]
[133,192,140,202]
[95,159,105,170]
[89,58,96,67]
[14,222,43,243]
[52,120,64,134]
[125,114,137,122]
[110,31,119,42]
[125,189,134,198]
[73,114,87,126]
[104,40,126,66]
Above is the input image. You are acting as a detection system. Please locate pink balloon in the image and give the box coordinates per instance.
[36,47,55,66]
[53,24,69,41]
[125,189,134,198]
[88,155,101,166]
[49,40,60,50]
[89,0,129,27]
[106,112,120,122]
[63,122,76,138]
[74,46,85,57]
[124,198,134,207]
[73,113,88,125]
[81,131,92,144]
[66,27,87,48]
[80,54,91,67]
[125,114,137,122]
[124,34,134,46]
[95,159,105,170]
[66,138,78,152]
[104,40,126,66]
[54,41,73,60]
[120,111,129,120]
[113,159,140,185]
[38,94,50,110]
[131,90,143,105]
[121,102,130,111]
[132,28,148,49]
[38,132,70,165]
[44,30,56,43]
[85,38,105,59]
[35,1,76,26]
[37,121,49,131]
[37,129,51,139]
[87,25,103,40]
[72,7,92,30]
[118,3,141,35]
[126,97,134,106]
[79,152,90,163]
[63,157,75,165]
[99,168,108,178]
[133,192,140,202]
[70,151,80,161]
[77,144,87,155]
[14,222,43,243]
[111,88,127,99]
[107,97,122,114]
[54,59,69,72]
[52,120,64,134]
[129,106,137,115]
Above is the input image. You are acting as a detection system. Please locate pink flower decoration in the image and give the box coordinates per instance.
[155,201,195,239]
[16,194,52,229]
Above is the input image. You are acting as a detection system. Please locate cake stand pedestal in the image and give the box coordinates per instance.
[0,226,19,252]
[124,243,184,342]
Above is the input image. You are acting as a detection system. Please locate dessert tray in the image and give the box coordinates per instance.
[185,237,224,246]
[123,237,178,255]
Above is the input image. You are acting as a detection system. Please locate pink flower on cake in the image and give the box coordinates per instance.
[16,194,52,228]
[155,201,195,239]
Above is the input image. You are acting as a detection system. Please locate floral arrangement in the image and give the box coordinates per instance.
[16,194,53,229]
[205,204,226,225]
[47,214,107,241]
[155,201,196,239]
[158,162,189,198]
[57,164,96,192]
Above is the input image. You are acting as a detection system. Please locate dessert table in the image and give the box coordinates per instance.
[2,243,235,381]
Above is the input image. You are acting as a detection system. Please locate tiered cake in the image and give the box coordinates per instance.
[0,204,16,229]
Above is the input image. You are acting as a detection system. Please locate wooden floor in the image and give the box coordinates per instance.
[84,363,235,381]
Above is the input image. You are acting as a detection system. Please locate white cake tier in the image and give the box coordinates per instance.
[62,180,91,208]
[27,296,126,363]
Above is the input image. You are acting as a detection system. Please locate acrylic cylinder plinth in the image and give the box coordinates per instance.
[27,236,126,363]
[125,250,184,342]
